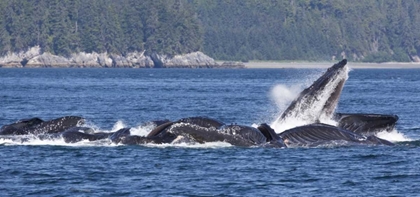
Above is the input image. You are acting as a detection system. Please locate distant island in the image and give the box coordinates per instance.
[0,0,419,66]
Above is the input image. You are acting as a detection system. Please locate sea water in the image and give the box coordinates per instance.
[0,67,419,196]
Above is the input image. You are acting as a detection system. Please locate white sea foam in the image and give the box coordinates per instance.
[110,120,126,132]
[377,129,412,142]
[0,136,229,148]
[143,141,233,148]
[130,123,156,136]
[0,136,117,147]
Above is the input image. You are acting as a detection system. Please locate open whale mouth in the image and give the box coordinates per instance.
[273,59,349,132]
[335,113,399,136]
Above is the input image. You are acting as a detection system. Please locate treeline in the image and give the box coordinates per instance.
[0,0,202,57]
[0,0,419,62]
[193,0,420,62]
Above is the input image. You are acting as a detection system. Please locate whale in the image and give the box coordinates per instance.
[109,116,393,147]
[108,118,393,147]
[114,60,396,147]
[111,117,268,146]
[0,60,399,147]
[61,127,112,143]
[279,123,394,147]
[334,113,399,136]
[109,117,286,147]
[271,59,398,138]
[0,116,396,147]
[0,116,84,135]
[274,59,349,127]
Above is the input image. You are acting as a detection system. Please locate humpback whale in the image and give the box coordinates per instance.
[334,113,399,136]
[0,60,399,147]
[110,117,285,147]
[279,123,394,147]
[61,127,112,143]
[56,116,274,147]
[0,116,84,135]
[274,59,349,127]
[106,117,393,147]
[270,59,398,147]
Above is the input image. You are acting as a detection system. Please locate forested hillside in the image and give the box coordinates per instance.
[0,0,202,57]
[193,0,420,62]
[0,0,419,62]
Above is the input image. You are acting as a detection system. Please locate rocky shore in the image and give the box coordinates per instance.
[0,46,244,69]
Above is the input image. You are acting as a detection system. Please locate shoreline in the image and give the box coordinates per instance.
[243,61,420,69]
[2,61,419,69]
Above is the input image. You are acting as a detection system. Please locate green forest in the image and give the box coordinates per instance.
[0,0,419,62]
[0,0,202,57]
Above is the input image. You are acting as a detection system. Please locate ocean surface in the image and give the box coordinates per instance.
[0,67,419,196]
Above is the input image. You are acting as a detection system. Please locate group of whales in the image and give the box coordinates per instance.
[0,59,399,147]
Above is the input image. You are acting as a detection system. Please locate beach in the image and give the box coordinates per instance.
[244,61,420,69]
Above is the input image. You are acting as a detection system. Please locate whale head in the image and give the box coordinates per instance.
[273,59,349,132]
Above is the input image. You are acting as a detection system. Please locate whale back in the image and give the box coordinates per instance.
[0,116,83,135]
[34,116,85,135]
[0,117,44,135]
[177,116,225,129]
[146,116,225,140]
[165,123,267,146]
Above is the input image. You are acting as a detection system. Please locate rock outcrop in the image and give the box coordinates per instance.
[25,53,72,68]
[150,52,220,68]
[0,46,41,68]
[111,51,154,68]
[0,46,244,69]
[71,52,113,68]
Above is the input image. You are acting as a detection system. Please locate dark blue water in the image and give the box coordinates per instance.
[1,68,419,196]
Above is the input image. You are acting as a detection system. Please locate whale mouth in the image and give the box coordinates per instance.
[335,113,399,136]
[272,59,349,133]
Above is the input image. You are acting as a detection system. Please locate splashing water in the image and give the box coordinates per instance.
[130,123,157,136]
[0,135,234,148]
[144,141,233,149]
[270,84,303,112]
[81,120,127,134]
[110,120,127,132]
[377,129,411,142]
[0,136,117,147]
